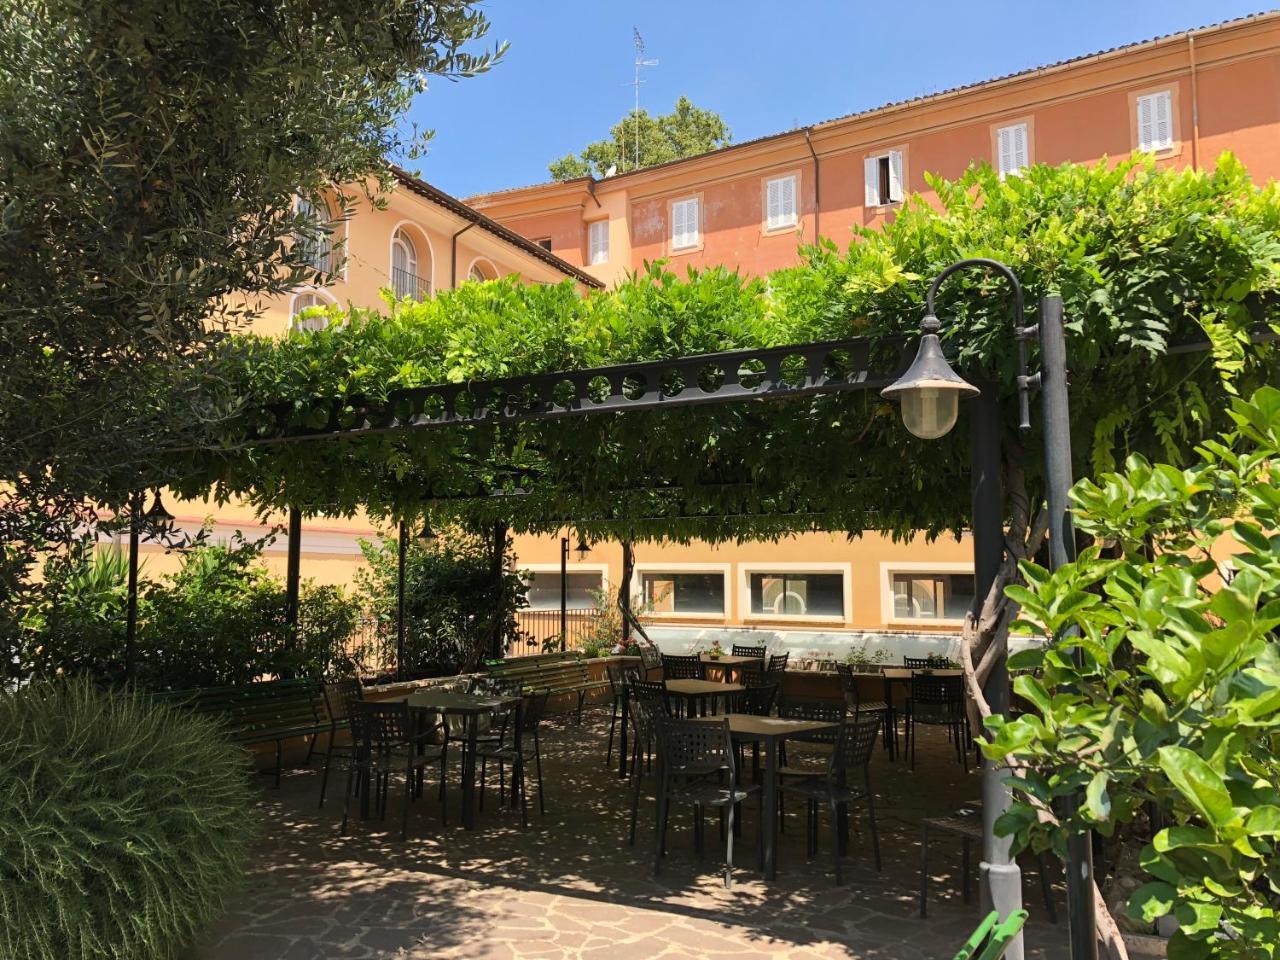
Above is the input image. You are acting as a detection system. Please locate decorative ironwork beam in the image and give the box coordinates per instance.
[247,336,911,445]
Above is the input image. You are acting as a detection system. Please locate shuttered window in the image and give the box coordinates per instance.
[863,150,905,207]
[588,220,609,265]
[671,197,700,250]
[764,174,798,230]
[996,123,1029,178]
[1136,91,1174,152]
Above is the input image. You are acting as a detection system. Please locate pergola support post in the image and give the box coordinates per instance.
[285,507,301,662]
[397,519,408,680]
[125,490,143,681]
[969,382,1024,960]
[490,521,508,661]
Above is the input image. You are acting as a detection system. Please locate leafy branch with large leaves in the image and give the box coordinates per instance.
[985,386,1280,958]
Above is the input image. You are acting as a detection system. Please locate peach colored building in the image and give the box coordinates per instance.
[141,13,1280,654]
[461,13,1280,651]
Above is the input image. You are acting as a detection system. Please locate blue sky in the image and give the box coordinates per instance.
[403,1,1271,198]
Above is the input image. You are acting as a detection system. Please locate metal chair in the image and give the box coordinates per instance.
[662,653,705,681]
[835,662,890,753]
[626,680,669,846]
[777,714,882,883]
[777,697,845,778]
[903,656,933,669]
[605,660,643,768]
[318,677,362,808]
[340,700,445,840]
[766,652,790,675]
[905,674,969,771]
[652,715,762,888]
[477,690,551,826]
[731,644,767,661]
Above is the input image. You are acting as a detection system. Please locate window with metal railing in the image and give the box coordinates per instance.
[391,228,431,300]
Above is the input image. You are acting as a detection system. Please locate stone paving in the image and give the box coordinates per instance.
[188,709,1072,960]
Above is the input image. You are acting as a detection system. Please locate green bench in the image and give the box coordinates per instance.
[484,651,609,721]
[953,910,1028,960]
[153,678,329,787]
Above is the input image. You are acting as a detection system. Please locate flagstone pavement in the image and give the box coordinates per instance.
[188,707,1072,960]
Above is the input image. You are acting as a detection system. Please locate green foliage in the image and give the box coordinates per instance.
[356,530,526,676]
[188,157,1278,546]
[0,0,501,597]
[549,96,731,180]
[983,386,1280,957]
[12,536,364,687]
[0,678,257,960]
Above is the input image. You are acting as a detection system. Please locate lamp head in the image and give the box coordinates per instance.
[416,520,436,542]
[574,534,590,558]
[143,490,174,523]
[880,314,979,439]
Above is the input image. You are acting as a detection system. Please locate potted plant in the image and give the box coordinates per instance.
[704,639,724,660]
[845,647,889,674]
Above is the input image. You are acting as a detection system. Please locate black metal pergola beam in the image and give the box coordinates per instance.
[248,336,911,445]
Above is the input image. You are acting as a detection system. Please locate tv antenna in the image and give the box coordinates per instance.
[631,28,658,171]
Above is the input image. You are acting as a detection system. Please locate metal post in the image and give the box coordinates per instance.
[285,507,302,659]
[1039,294,1096,960]
[124,490,142,681]
[560,536,569,652]
[969,381,1024,960]
[490,521,508,660]
[397,519,407,681]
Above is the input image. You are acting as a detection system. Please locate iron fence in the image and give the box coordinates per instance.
[510,608,596,658]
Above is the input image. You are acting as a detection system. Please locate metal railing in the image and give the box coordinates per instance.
[510,608,597,658]
[392,267,431,301]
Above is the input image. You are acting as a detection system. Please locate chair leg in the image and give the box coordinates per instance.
[628,745,644,846]
[439,754,448,826]
[479,754,487,812]
[606,700,618,767]
[1038,853,1059,923]
[654,787,669,877]
[274,740,283,788]
[401,758,413,841]
[866,774,882,873]
[318,730,335,808]
[339,758,357,835]
[831,799,843,886]
[962,837,972,903]
[724,801,735,889]
[534,730,545,814]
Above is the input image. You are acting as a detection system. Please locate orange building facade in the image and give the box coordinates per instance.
[461,13,1280,653]
[141,14,1280,657]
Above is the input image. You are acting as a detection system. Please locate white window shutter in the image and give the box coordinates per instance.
[864,157,880,207]
[589,220,608,264]
[997,126,1013,176]
[888,150,905,203]
[687,199,700,245]
[765,179,780,229]
[1154,91,1172,150]
[781,175,796,225]
[1013,124,1028,171]
[672,201,686,247]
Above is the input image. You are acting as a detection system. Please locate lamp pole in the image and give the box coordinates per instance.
[125,490,143,681]
[560,535,569,652]
[881,259,1095,960]
[397,519,407,680]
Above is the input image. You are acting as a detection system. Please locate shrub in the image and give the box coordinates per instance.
[0,678,256,960]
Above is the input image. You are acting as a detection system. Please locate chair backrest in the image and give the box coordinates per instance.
[911,673,964,706]
[606,660,642,693]
[766,652,790,673]
[518,690,551,732]
[657,715,734,780]
[779,696,845,744]
[829,715,881,778]
[629,677,670,716]
[638,644,664,670]
[904,656,932,670]
[731,644,767,661]
[736,682,778,717]
[662,653,704,681]
[323,678,363,723]
[742,669,776,689]
[350,700,413,751]
[834,662,862,711]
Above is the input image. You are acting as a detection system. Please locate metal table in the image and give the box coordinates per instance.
[695,713,838,879]
[698,654,761,684]
[665,678,745,717]
[392,689,523,830]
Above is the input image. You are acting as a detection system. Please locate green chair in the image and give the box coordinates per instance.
[953,910,1028,960]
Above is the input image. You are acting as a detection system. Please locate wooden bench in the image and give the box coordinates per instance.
[153,678,329,787]
[484,652,609,721]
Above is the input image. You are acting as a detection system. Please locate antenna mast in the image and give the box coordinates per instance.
[632,28,658,171]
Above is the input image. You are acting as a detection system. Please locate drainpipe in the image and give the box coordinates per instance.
[1187,32,1201,171]
[450,222,476,289]
[803,128,820,245]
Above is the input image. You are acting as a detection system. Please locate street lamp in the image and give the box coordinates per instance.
[883,258,1095,960]
[574,533,590,559]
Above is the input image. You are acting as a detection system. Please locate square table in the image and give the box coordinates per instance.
[664,678,745,717]
[390,689,523,830]
[694,712,838,879]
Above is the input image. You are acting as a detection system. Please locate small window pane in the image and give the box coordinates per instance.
[641,572,725,614]
[749,573,844,617]
[525,571,600,610]
[588,220,609,265]
[891,572,975,620]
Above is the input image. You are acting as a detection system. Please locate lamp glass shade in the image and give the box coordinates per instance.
[899,387,960,439]
[574,536,590,558]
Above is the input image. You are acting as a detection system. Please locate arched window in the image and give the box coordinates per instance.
[296,197,334,275]
[391,227,430,300]
[468,259,497,283]
[290,292,331,332]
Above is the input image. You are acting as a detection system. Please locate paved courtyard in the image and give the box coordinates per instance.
[188,708,1071,960]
